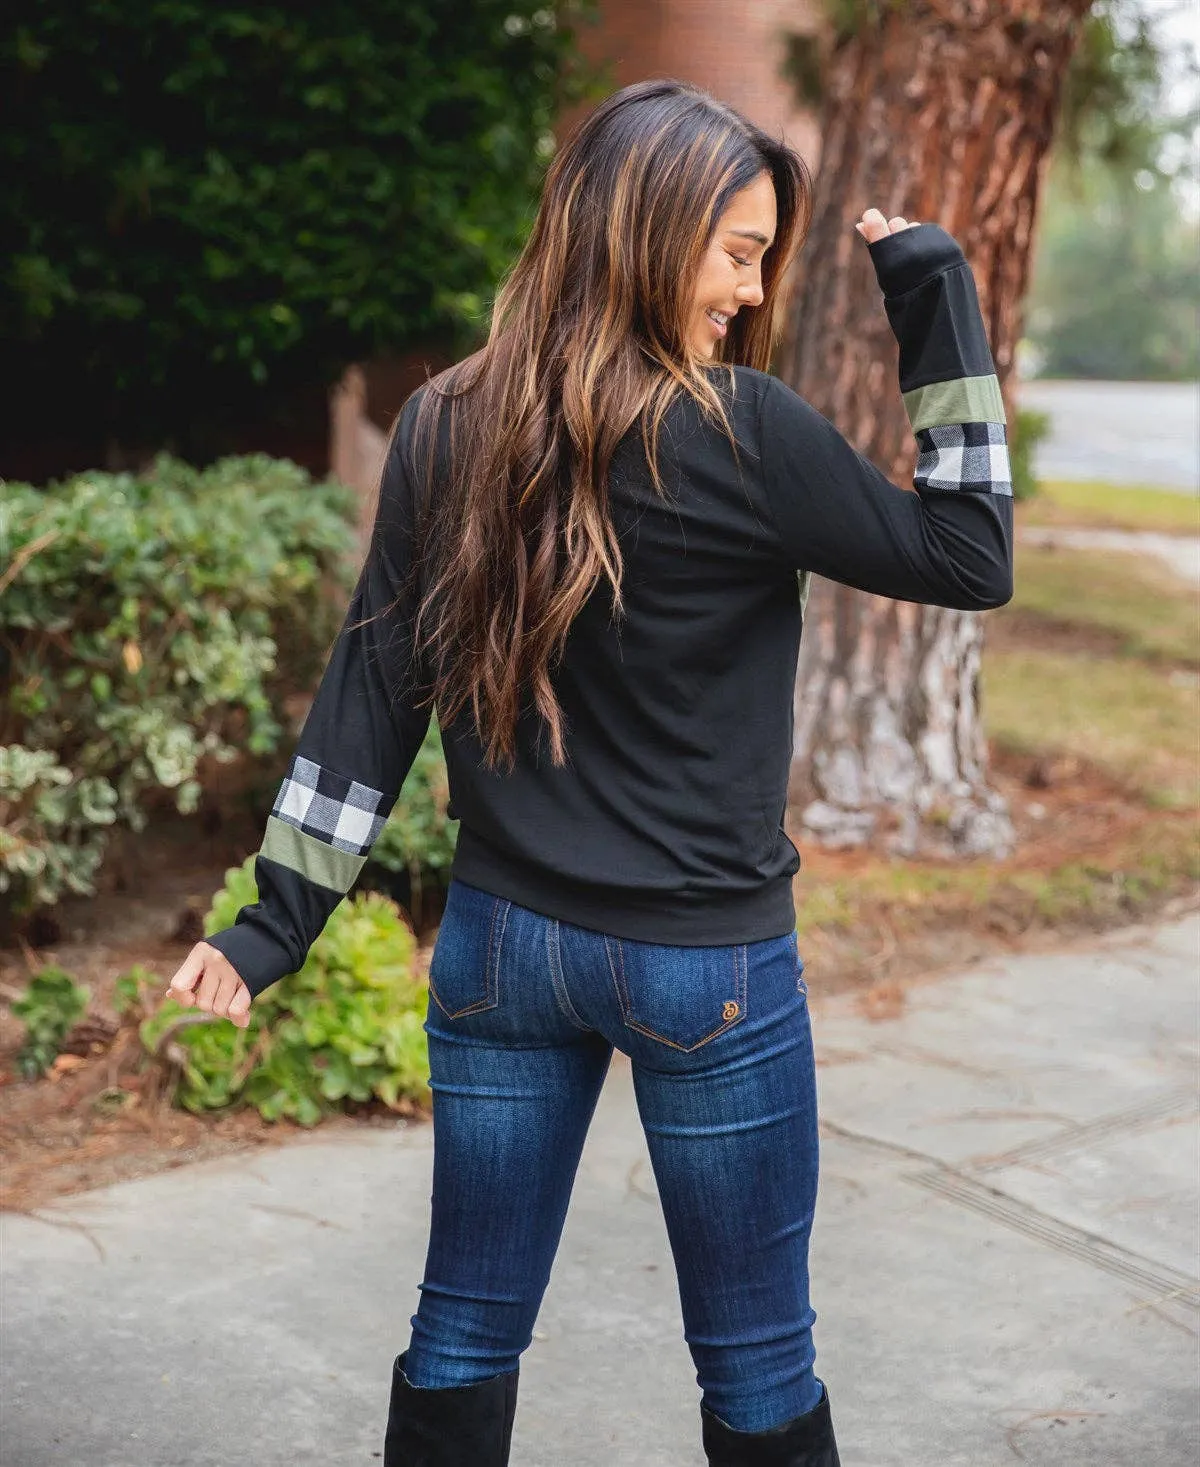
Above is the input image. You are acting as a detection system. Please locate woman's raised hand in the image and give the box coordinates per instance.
[855,207,921,244]
[164,941,253,1029]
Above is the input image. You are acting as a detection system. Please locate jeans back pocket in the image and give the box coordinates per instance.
[604,936,747,1052]
[428,881,508,1019]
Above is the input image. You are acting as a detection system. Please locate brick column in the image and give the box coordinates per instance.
[560,0,823,160]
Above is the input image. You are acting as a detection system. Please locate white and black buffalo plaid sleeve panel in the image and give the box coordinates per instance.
[758,223,1013,611]
[205,398,433,999]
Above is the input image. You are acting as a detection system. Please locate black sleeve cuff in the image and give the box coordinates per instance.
[867,223,966,298]
[204,922,299,1001]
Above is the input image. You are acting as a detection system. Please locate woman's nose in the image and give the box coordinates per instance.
[737,272,764,308]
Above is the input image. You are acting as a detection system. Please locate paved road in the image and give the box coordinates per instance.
[2,912,1197,1466]
[1020,379,1199,492]
[1019,526,1200,583]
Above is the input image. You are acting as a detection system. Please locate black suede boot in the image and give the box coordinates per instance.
[700,1383,841,1467]
[383,1350,519,1467]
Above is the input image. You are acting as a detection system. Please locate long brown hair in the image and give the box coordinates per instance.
[372,78,813,771]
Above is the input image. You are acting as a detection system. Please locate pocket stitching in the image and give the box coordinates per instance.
[548,921,589,1030]
[485,898,510,1007]
[429,895,506,1019]
[606,937,748,1053]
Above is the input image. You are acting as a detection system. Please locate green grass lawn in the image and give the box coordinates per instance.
[983,648,1199,809]
[795,816,1200,937]
[1019,479,1200,535]
[1004,543,1199,666]
[986,537,1198,807]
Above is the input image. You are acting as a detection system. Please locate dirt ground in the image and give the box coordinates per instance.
[1,752,1196,1216]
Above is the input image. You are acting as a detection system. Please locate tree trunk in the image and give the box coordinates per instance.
[776,0,1094,859]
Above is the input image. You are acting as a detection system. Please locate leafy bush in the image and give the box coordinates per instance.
[1,456,358,912]
[365,720,459,925]
[1026,154,1200,383]
[136,857,430,1125]
[1010,406,1052,502]
[10,964,90,1079]
[114,964,161,1021]
[2,2,604,453]
[0,745,118,908]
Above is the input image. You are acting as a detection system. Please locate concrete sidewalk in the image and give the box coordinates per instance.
[2,912,1197,1466]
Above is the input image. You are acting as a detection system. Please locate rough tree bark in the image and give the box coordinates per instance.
[776,0,1094,859]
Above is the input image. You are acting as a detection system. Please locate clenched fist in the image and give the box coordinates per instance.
[165,941,253,1029]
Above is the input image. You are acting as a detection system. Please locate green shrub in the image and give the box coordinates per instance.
[1010,405,1052,502]
[365,720,459,925]
[136,856,430,1125]
[0,745,117,908]
[2,1,604,454]
[114,964,160,1020]
[0,456,358,913]
[10,964,90,1079]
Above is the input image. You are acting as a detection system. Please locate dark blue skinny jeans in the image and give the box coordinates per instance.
[402,877,826,1432]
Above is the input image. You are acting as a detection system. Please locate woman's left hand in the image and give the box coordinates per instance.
[855,207,921,244]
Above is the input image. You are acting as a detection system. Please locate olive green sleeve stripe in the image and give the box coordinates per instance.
[903,375,1005,432]
[260,816,366,894]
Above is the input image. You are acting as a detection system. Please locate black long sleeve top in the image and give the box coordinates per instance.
[206,224,1014,999]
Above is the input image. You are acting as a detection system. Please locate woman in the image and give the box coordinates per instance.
[168,78,1013,1466]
